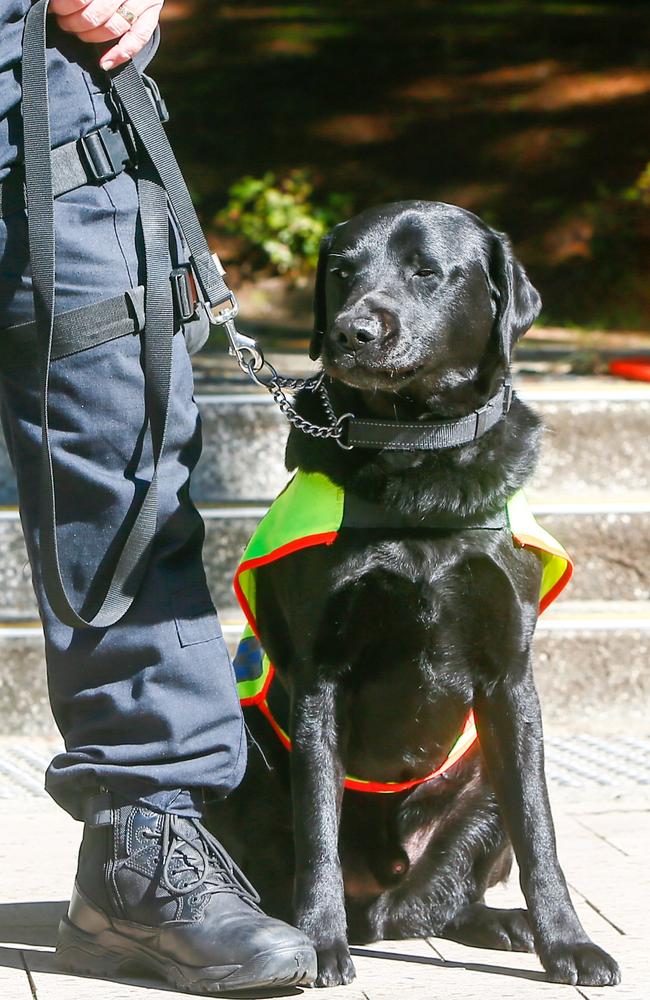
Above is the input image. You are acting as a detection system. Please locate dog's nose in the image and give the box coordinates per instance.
[334,317,380,351]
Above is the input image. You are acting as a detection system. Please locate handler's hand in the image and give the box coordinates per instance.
[49,0,164,70]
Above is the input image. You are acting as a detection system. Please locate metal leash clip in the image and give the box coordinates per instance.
[200,264,355,444]
[204,290,265,373]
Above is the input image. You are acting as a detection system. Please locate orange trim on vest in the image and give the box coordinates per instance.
[251,663,479,794]
[511,530,574,613]
[233,530,339,664]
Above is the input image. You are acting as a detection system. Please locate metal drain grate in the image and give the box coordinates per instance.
[1,737,650,800]
[0,743,53,798]
[545,735,650,788]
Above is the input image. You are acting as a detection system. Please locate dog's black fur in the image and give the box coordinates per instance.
[211,203,620,989]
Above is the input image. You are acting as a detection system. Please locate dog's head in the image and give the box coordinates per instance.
[310,201,540,393]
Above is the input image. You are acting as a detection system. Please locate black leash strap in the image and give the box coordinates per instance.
[107,60,232,311]
[22,0,173,628]
[107,60,264,370]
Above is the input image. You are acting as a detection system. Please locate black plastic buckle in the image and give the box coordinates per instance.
[79,126,133,184]
[502,380,514,413]
[142,73,170,124]
[171,265,200,323]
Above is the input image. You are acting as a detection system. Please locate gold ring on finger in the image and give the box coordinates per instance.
[116,3,137,24]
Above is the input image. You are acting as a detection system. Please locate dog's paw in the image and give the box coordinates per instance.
[542,942,621,986]
[444,904,535,953]
[313,939,356,988]
[488,907,536,952]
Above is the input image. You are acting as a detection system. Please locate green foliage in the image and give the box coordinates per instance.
[623,162,650,207]
[217,171,353,275]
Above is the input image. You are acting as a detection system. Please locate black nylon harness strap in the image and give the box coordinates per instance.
[0,287,145,367]
[22,0,175,628]
[0,121,135,219]
[340,381,513,451]
[342,492,508,531]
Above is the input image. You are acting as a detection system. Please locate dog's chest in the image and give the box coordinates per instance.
[324,535,482,783]
[329,531,499,654]
[340,669,471,788]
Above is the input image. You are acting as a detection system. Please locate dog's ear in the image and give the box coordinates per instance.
[309,231,334,361]
[487,231,541,362]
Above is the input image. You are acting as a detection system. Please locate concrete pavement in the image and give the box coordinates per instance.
[0,740,647,1000]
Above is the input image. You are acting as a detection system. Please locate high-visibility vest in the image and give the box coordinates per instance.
[233,471,572,794]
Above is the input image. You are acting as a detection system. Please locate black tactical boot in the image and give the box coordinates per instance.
[55,790,317,993]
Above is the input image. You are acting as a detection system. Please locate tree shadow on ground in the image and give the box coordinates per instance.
[154,1,650,329]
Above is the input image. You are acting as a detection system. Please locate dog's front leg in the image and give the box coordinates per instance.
[291,673,355,987]
[475,666,621,987]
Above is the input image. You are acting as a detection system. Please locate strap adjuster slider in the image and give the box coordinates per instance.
[79,126,132,184]
[170,265,199,323]
[474,400,492,438]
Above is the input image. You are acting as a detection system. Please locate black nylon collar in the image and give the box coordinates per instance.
[333,380,513,451]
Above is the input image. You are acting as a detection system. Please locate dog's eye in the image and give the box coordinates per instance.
[331,267,351,280]
[414,268,437,278]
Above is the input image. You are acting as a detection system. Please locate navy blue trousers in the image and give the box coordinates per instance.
[0,25,247,821]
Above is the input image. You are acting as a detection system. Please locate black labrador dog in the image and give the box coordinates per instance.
[213,202,620,989]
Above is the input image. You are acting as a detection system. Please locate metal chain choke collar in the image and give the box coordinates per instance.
[245,360,353,446]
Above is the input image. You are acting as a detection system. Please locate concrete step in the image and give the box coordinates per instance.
[190,374,650,502]
[151,383,650,502]
[0,377,648,503]
[2,601,649,736]
[0,501,648,621]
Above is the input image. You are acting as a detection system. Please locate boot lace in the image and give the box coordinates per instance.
[143,815,261,909]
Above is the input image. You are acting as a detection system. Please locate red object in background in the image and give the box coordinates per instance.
[608,356,650,382]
